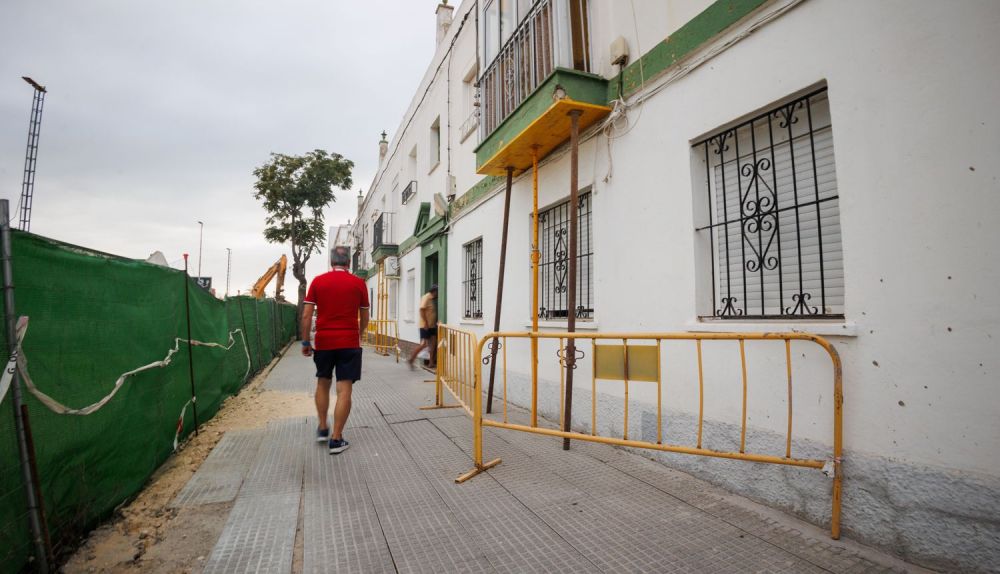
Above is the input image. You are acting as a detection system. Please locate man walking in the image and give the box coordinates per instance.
[301,246,369,454]
[407,284,438,370]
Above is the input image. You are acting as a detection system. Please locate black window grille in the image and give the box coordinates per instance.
[694,88,843,319]
[463,238,483,319]
[536,191,593,320]
[401,181,417,205]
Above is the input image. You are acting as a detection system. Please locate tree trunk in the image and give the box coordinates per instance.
[293,260,307,337]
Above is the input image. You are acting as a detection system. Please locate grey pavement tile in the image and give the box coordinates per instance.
[239,418,308,496]
[264,352,316,392]
[202,418,307,574]
[202,491,301,574]
[170,429,264,507]
[302,422,394,574]
[343,400,390,430]
[353,424,497,573]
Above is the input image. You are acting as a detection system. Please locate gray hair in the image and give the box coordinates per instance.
[331,246,351,266]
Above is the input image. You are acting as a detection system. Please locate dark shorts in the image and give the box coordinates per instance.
[313,348,363,382]
[419,328,437,340]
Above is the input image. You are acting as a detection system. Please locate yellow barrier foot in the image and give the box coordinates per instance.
[455,458,502,483]
[418,404,463,410]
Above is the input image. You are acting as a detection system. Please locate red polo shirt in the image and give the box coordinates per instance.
[304,268,370,350]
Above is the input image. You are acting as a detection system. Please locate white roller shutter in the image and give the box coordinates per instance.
[705,90,843,317]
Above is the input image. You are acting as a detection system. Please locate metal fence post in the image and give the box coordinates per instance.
[1,199,52,572]
[563,109,582,450]
[237,297,256,376]
[486,166,514,413]
[182,254,199,435]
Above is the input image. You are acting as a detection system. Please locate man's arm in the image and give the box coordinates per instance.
[300,303,315,356]
[359,308,370,337]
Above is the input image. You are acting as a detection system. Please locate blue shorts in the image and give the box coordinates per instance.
[313,348,363,382]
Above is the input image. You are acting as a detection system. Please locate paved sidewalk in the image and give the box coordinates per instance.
[176,349,919,574]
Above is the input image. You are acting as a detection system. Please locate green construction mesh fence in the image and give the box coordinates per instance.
[0,231,297,572]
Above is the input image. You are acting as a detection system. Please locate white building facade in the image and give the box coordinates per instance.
[343,1,1000,571]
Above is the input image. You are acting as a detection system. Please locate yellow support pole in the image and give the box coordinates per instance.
[622,338,629,440]
[696,339,704,450]
[785,339,793,459]
[531,147,540,428]
[591,339,597,436]
[656,339,662,444]
[502,336,508,424]
[739,339,748,453]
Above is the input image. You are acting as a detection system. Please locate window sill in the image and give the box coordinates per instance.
[428,161,441,175]
[685,319,857,337]
[523,321,600,331]
[460,318,485,326]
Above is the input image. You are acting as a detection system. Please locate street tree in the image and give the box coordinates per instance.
[252,149,353,312]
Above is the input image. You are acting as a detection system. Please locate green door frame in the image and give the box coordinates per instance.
[421,234,447,324]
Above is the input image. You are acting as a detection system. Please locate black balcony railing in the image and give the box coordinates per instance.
[477,0,591,141]
[373,212,395,249]
[352,249,361,273]
[401,180,417,205]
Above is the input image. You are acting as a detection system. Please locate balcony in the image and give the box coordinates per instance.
[401,180,417,205]
[372,211,398,263]
[475,0,610,176]
[460,108,479,143]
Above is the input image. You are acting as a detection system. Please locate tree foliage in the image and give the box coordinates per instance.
[252,149,353,304]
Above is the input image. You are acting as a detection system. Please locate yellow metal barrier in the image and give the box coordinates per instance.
[423,325,502,477]
[458,330,843,539]
[364,319,399,361]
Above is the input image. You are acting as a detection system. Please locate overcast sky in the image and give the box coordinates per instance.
[0,0,441,297]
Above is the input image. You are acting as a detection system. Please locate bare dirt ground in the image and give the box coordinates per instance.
[62,354,315,574]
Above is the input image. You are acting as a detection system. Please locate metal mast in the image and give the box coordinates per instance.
[18,77,47,232]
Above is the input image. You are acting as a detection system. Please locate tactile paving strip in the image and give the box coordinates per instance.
[202,418,307,574]
[302,424,395,573]
[264,353,316,392]
[171,429,264,507]
[356,425,495,573]
[393,419,600,573]
[202,491,301,574]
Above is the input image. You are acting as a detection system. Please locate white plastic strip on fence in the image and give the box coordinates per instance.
[7,316,251,418]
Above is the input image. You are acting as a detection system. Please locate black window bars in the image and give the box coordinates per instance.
[536,191,593,320]
[463,238,484,319]
[694,88,844,319]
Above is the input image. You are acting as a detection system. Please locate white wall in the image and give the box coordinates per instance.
[445,0,1000,569]
[451,0,1000,476]
[342,1,1000,568]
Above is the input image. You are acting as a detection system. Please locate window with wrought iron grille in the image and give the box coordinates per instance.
[535,191,593,320]
[463,238,483,319]
[694,87,843,319]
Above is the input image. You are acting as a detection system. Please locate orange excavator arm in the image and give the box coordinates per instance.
[274,254,287,301]
[251,254,287,300]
